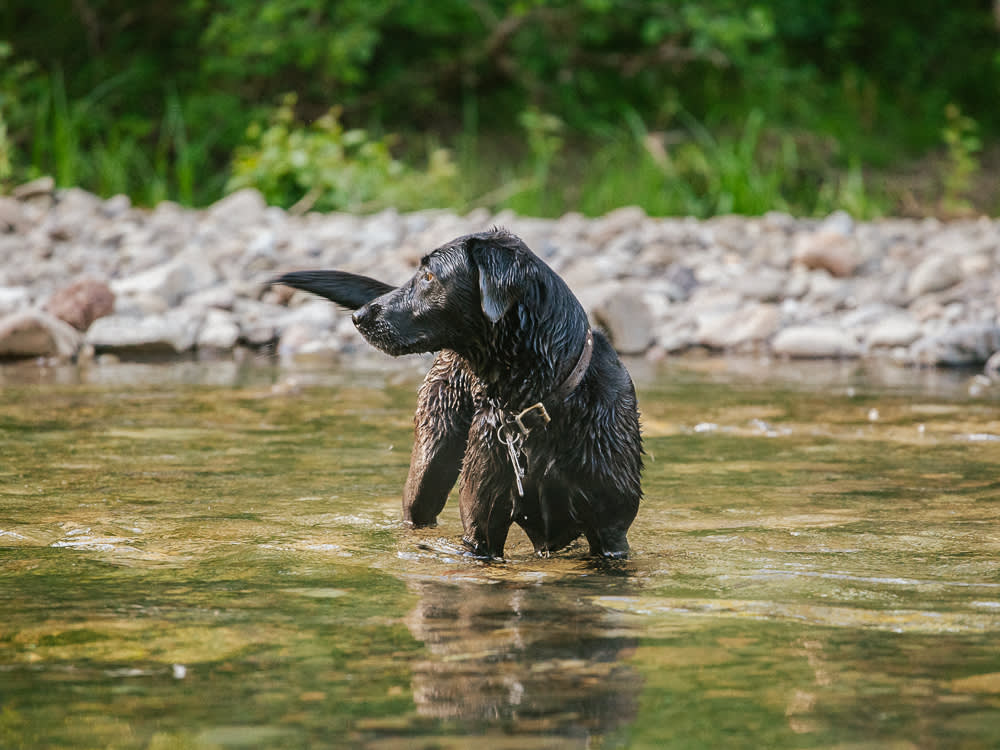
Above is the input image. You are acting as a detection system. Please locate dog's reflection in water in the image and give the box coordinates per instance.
[403,578,640,738]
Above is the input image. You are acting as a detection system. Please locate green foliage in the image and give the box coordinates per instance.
[509,109,887,219]
[228,95,459,213]
[940,103,982,214]
[0,1,998,214]
[814,158,886,220]
[0,40,33,185]
[503,107,566,215]
[20,68,200,204]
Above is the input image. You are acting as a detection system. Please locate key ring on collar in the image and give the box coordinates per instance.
[496,421,524,450]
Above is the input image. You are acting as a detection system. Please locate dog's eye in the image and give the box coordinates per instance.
[422,271,434,283]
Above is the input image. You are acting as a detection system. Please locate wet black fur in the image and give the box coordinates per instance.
[272,228,642,558]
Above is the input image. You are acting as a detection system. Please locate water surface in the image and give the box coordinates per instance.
[1,356,998,748]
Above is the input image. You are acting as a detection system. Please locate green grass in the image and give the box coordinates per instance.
[465,108,891,219]
[20,69,212,206]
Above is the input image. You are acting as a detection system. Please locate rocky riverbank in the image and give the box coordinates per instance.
[1,178,999,372]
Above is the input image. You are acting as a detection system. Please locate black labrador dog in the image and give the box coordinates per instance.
[273,228,642,558]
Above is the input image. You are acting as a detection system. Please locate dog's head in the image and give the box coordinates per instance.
[351,228,539,356]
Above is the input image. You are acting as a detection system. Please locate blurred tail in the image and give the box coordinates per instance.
[270,270,395,310]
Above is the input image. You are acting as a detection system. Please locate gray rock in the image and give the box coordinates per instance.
[277,322,340,362]
[698,303,780,350]
[819,209,855,236]
[86,310,201,354]
[912,324,1000,366]
[112,258,219,307]
[0,310,80,359]
[867,316,922,348]
[359,208,404,252]
[907,254,963,298]
[196,309,240,350]
[590,285,655,354]
[233,299,284,346]
[279,299,337,331]
[13,176,55,201]
[206,188,267,228]
[735,267,787,302]
[0,286,31,315]
[772,326,859,358]
[101,194,132,218]
[839,303,898,330]
[114,292,169,317]
[663,264,698,300]
[804,270,851,307]
[185,284,237,312]
[587,205,647,245]
[657,325,697,353]
[560,257,606,290]
[0,197,26,233]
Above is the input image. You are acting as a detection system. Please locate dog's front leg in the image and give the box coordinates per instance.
[458,429,516,559]
[402,352,474,527]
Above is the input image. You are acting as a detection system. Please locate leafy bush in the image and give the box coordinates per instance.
[228,95,459,213]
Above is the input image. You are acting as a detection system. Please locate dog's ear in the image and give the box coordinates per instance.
[469,239,526,324]
[269,270,395,310]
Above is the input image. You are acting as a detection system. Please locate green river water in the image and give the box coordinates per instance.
[1,355,998,749]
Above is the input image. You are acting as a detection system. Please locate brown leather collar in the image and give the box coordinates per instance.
[507,328,593,437]
[549,327,594,404]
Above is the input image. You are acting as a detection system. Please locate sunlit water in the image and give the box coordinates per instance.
[1,355,998,749]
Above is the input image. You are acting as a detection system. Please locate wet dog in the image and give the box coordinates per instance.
[273,228,642,558]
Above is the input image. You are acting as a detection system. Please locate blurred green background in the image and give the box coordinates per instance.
[1,0,998,218]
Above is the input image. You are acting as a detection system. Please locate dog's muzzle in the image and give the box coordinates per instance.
[351,302,382,331]
[351,301,410,355]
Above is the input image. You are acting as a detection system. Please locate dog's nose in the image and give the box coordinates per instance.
[352,302,379,329]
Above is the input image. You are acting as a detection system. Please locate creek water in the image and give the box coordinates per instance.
[1,355,998,749]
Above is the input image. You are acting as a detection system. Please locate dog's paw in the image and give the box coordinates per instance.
[403,518,438,529]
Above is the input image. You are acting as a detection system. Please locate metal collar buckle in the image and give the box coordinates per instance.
[514,402,550,437]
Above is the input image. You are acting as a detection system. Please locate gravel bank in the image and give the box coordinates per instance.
[1,179,998,373]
